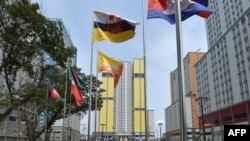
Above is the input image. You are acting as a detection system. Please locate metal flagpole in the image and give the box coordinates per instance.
[105,73,109,141]
[141,0,148,140]
[62,60,69,141]
[88,10,94,141]
[174,0,187,141]
[17,69,22,141]
[139,59,142,140]
[94,48,99,141]
[88,43,93,141]
[45,80,49,141]
[67,84,72,140]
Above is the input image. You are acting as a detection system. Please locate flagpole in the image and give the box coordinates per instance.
[139,59,142,140]
[88,11,94,141]
[141,0,148,140]
[62,61,69,141]
[45,80,49,141]
[94,48,99,141]
[88,43,93,141]
[106,73,109,141]
[67,85,72,140]
[175,0,187,141]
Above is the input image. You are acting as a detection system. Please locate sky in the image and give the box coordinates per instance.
[31,0,209,135]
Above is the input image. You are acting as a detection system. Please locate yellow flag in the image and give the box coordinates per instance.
[98,50,123,88]
[93,10,140,43]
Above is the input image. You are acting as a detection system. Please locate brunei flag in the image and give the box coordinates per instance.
[93,10,140,43]
[98,50,123,88]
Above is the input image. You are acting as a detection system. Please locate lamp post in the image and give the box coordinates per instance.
[195,48,201,60]
[196,96,208,141]
[158,123,163,141]
[101,124,105,141]
[112,126,115,140]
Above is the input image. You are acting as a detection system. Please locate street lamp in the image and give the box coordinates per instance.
[158,123,163,141]
[112,126,115,140]
[196,96,208,141]
[101,124,105,141]
[195,48,201,60]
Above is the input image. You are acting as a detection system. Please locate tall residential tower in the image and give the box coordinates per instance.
[165,1,250,141]
[98,58,154,140]
[195,1,250,140]
[165,52,205,141]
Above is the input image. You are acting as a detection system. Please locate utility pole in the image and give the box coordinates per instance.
[101,124,105,141]
[196,96,208,141]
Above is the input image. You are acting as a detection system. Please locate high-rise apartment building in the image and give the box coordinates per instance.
[133,59,146,139]
[194,1,250,141]
[166,1,250,141]
[165,52,204,141]
[97,58,154,140]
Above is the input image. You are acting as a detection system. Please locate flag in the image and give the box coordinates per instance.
[67,65,88,89]
[147,0,213,24]
[47,82,60,100]
[98,50,123,88]
[193,0,209,7]
[70,80,83,107]
[67,65,85,106]
[93,10,140,43]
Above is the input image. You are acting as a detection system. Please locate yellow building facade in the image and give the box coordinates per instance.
[133,59,146,137]
[99,73,115,137]
[99,58,148,140]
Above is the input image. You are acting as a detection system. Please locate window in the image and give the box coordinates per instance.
[134,73,144,78]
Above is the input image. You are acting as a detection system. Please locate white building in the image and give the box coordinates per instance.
[165,1,250,141]
[195,1,250,141]
[166,52,203,141]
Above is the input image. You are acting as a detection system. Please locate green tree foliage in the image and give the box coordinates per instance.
[0,0,73,122]
[0,0,103,140]
[21,67,103,141]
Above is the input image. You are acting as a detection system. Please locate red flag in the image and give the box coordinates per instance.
[48,82,60,100]
[70,80,83,107]
[67,65,84,106]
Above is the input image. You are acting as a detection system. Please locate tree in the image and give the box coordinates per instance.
[0,0,74,121]
[0,0,103,140]
[21,66,103,141]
